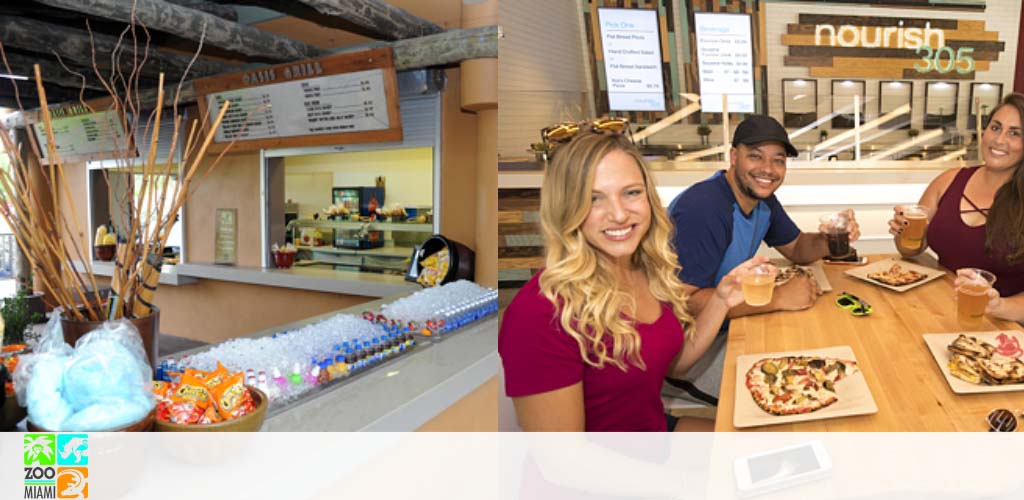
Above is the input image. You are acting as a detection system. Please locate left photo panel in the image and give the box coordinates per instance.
[0,0,498,433]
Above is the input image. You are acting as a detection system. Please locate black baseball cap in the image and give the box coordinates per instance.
[732,115,799,157]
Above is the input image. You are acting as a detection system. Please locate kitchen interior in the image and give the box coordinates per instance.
[276,146,435,277]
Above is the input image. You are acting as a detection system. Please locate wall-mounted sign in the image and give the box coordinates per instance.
[29,106,134,165]
[597,8,666,112]
[782,14,1005,80]
[193,47,402,152]
[694,13,755,113]
[214,208,238,265]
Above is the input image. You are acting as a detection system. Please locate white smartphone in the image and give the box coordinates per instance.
[733,440,832,498]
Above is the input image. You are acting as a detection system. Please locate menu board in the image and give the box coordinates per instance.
[693,13,755,113]
[193,48,402,152]
[31,110,132,164]
[207,68,390,143]
[597,8,666,112]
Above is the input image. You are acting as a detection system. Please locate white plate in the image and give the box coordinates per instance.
[733,345,878,428]
[843,257,945,292]
[923,331,1024,394]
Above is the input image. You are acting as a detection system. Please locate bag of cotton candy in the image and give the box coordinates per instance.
[14,317,155,431]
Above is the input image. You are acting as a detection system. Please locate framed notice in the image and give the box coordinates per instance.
[214,208,238,265]
[597,8,666,112]
[193,47,402,153]
[29,106,135,164]
[693,13,755,113]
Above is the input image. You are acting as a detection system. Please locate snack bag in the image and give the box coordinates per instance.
[151,381,174,402]
[211,373,255,420]
[199,404,224,425]
[203,362,231,389]
[168,401,204,424]
[156,400,172,422]
[171,372,212,409]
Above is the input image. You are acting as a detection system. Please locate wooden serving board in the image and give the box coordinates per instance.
[733,345,878,429]
[844,257,945,292]
[923,331,1024,394]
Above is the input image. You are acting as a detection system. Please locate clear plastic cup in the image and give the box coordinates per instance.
[742,264,779,306]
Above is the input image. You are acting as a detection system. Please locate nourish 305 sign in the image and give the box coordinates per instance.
[781,14,1006,79]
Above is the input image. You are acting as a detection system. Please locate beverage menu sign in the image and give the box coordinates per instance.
[31,108,133,164]
[193,48,402,152]
[597,8,666,112]
[694,13,755,113]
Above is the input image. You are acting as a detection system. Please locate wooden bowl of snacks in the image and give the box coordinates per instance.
[154,385,267,432]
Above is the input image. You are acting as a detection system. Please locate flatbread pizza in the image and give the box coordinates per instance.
[867,263,926,286]
[745,356,860,415]
[947,334,1024,385]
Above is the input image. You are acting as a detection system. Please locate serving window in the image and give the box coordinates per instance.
[878,81,913,130]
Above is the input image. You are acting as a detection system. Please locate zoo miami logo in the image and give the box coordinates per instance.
[22,434,89,499]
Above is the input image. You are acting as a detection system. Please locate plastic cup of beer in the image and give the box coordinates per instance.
[956,268,996,329]
[742,264,779,307]
[819,212,852,257]
[898,205,929,252]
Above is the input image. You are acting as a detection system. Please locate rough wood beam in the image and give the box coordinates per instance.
[165,0,238,21]
[34,0,328,62]
[0,16,230,80]
[0,53,107,92]
[295,0,442,40]
[390,25,498,70]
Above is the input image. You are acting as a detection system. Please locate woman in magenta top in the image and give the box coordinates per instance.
[889,93,1024,323]
[499,130,764,431]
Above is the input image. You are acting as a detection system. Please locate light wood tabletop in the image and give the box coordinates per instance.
[715,254,1024,432]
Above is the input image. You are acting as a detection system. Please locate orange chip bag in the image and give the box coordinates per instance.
[211,373,255,420]
[151,381,175,401]
[199,404,224,425]
[204,362,231,389]
[172,372,212,409]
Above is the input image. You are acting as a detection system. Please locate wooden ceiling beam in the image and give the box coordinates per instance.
[165,0,238,21]
[391,25,497,70]
[0,52,108,92]
[0,16,231,80]
[33,0,328,62]
[293,0,442,40]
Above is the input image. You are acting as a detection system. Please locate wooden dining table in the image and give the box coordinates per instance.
[714,253,1024,431]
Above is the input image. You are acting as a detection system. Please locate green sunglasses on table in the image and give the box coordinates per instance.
[836,292,873,316]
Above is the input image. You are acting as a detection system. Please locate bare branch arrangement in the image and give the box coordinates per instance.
[0,14,236,322]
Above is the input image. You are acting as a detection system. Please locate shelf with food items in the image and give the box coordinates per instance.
[287,218,434,235]
[323,202,432,225]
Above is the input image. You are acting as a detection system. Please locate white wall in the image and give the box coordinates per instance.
[498,0,592,159]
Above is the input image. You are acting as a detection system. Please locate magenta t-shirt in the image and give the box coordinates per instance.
[499,272,685,431]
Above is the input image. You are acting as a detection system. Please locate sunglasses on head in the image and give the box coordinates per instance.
[987,408,1020,432]
[835,292,873,316]
[540,118,633,155]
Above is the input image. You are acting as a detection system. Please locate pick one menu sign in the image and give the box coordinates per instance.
[29,105,134,164]
[193,47,402,152]
[782,14,1005,79]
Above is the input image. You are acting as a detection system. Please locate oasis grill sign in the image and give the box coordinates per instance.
[782,14,1005,79]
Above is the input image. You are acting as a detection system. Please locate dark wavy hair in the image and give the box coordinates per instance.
[985,92,1024,264]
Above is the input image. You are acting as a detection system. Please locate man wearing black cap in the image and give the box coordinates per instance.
[664,114,860,404]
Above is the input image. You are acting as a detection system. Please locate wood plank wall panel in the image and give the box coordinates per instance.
[763,1,1022,133]
[497,188,542,287]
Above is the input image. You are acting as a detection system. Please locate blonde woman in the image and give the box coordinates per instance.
[499,130,765,431]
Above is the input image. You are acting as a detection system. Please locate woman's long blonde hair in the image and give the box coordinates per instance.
[538,131,694,371]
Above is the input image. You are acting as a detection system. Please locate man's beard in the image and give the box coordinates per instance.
[733,168,772,200]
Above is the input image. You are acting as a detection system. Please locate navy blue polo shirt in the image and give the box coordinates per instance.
[668,170,800,289]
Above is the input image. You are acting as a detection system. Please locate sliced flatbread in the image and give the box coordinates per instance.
[945,334,1024,385]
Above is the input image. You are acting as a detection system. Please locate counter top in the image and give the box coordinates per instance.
[169,292,498,431]
[73,260,197,286]
[176,262,420,298]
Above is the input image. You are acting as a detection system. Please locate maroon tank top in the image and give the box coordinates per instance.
[928,166,1024,297]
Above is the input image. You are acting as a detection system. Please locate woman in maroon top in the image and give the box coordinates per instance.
[499,130,765,431]
[889,93,1024,323]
